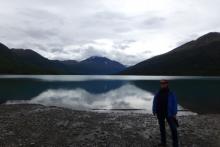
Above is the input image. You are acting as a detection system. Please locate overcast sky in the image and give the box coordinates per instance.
[0,0,220,65]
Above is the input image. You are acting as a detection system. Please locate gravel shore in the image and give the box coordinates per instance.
[0,104,219,147]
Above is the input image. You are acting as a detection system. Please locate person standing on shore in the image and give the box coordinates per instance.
[152,80,179,147]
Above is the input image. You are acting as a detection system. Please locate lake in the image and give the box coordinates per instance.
[0,75,220,114]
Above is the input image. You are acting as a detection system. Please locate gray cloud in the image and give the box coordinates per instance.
[0,0,220,65]
[113,40,136,50]
[142,16,166,29]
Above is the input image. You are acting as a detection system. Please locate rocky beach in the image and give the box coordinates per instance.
[0,104,219,147]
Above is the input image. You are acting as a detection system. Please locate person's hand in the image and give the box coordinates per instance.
[172,115,179,127]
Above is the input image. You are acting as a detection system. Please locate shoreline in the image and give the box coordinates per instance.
[0,104,219,147]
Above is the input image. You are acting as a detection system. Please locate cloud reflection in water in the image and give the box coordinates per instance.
[29,84,154,112]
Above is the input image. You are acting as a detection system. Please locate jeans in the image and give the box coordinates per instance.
[157,114,179,147]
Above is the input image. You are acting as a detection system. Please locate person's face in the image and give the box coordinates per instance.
[160,82,168,89]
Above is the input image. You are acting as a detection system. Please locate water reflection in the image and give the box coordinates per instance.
[23,84,154,112]
[0,78,124,100]
[1,75,220,114]
[133,80,220,114]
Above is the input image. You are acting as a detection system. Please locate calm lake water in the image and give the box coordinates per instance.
[0,75,220,114]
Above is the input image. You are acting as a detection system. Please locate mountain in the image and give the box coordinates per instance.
[10,49,67,74]
[0,44,68,74]
[0,43,126,75]
[120,32,220,75]
[73,56,126,75]
[0,43,18,73]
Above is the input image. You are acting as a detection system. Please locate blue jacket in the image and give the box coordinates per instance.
[152,91,177,117]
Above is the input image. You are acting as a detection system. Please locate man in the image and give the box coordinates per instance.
[152,80,179,147]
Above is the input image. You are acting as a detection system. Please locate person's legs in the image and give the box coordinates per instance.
[166,117,178,147]
[157,114,166,145]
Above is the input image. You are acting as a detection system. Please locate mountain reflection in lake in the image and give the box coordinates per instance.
[0,75,220,114]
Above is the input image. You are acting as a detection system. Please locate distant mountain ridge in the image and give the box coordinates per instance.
[120,32,220,75]
[78,56,126,75]
[0,43,126,75]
